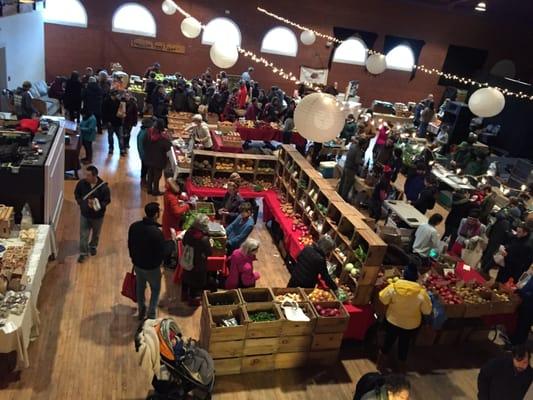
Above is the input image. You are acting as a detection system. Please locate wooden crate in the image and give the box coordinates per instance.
[463,302,492,318]
[307,349,339,366]
[301,288,337,303]
[278,335,312,353]
[195,201,215,218]
[214,357,242,376]
[217,121,237,133]
[202,305,247,343]
[352,285,374,306]
[274,352,308,369]
[415,325,438,346]
[310,301,349,334]
[243,337,279,356]
[209,339,245,359]
[272,287,306,303]
[210,236,227,257]
[241,354,275,373]
[0,205,14,238]
[358,266,381,286]
[202,290,242,308]
[353,229,388,267]
[438,295,466,319]
[280,302,317,336]
[240,287,275,306]
[245,303,283,338]
[488,292,521,315]
[311,332,344,350]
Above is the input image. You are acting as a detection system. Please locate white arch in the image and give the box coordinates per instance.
[112,3,156,38]
[202,17,242,46]
[385,45,415,72]
[333,37,368,65]
[43,0,88,28]
[260,26,298,57]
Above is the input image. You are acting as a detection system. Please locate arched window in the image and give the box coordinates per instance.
[260,27,298,57]
[202,17,241,46]
[43,0,87,28]
[112,3,156,37]
[385,45,415,72]
[333,37,367,65]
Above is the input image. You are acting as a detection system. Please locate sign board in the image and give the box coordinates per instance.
[131,38,185,54]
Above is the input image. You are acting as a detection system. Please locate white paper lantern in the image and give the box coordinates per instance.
[181,17,202,39]
[468,87,506,118]
[294,93,345,143]
[161,0,176,15]
[366,54,387,75]
[300,30,316,46]
[210,40,239,69]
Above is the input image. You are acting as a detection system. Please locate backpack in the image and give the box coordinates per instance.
[180,244,195,271]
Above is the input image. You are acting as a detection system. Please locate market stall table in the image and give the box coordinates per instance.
[185,178,272,200]
[384,200,428,228]
[0,225,52,368]
[64,130,81,178]
[431,163,476,191]
[236,125,307,148]
[210,131,242,153]
[172,240,228,285]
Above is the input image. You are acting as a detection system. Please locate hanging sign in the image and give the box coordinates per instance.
[131,38,185,54]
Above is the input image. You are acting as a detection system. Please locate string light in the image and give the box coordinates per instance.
[257,6,533,102]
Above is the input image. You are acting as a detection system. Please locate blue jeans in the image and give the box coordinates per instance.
[107,123,124,153]
[134,266,161,319]
[79,215,104,256]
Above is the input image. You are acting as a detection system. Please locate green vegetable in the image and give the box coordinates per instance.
[249,311,277,322]
[354,245,367,263]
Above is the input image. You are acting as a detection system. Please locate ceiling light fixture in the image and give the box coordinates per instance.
[475,2,486,11]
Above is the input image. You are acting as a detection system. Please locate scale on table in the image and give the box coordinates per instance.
[208,221,226,237]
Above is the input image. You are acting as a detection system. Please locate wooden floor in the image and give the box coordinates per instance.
[0,127,501,399]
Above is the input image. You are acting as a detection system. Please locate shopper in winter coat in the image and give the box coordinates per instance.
[288,235,338,291]
[74,165,111,263]
[79,110,97,164]
[417,102,435,137]
[378,263,432,370]
[403,164,426,202]
[357,374,411,400]
[218,182,243,225]
[128,202,166,320]
[64,71,83,122]
[82,77,103,133]
[225,238,261,289]
[510,267,533,345]
[223,88,239,122]
[451,208,486,256]
[152,85,168,125]
[338,136,369,202]
[443,192,474,243]
[369,171,392,221]
[181,214,212,306]
[171,84,189,112]
[137,117,154,186]
[102,90,125,155]
[477,345,532,400]
[413,177,438,214]
[245,98,260,121]
[48,76,65,105]
[15,81,37,119]
[144,119,171,196]
[237,81,248,109]
[188,114,212,149]
[123,95,138,149]
[373,122,390,160]
[480,209,515,273]
[226,202,255,254]
[340,114,357,143]
[162,178,190,240]
[496,224,533,284]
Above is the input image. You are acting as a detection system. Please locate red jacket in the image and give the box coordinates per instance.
[225,248,259,289]
[238,86,248,109]
[162,184,190,240]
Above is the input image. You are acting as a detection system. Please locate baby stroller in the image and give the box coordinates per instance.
[135,318,215,400]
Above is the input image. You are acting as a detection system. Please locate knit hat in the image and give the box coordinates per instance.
[88,76,97,83]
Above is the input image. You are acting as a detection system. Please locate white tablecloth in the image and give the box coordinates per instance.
[0,225,51,368]
[384,200,429,228]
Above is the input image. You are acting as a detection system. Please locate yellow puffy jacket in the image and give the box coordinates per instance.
[379,279,432,330]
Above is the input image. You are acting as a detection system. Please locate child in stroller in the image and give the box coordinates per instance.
[135,318,215,400]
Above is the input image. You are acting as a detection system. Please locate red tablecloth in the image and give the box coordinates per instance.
[172,240,228,284]
[343,304,376,341]
[236,126,307,148]
[211,131,242,153]
[185,178,272,199]
[455,261,485,284]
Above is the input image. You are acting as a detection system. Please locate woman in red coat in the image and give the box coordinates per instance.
[237,81,248,109]
[162,178,190,240]
[225,238,260,289]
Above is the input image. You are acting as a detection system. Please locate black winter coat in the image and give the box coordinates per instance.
[496,236,533,283]
[144,130,171,169]
[172,89,188,112]
[289,245,337,290]
[152,92,168,118]
[413,186,437,214]
[102,96,122,126]
[64,79,82,111]
[477,355,532,400]
[128,218,166,270]
[444,199,473,241]
[82,82,103,115]
[481,217,512,270]
[182,228,212,288]
[74,177,111,219]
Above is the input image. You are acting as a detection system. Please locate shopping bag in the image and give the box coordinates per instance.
[493,245,506,267]
[121,266,137,303]
[461,247,483,269]
[180,244,195,271]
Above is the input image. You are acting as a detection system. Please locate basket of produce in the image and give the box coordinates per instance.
[202,289,242,308]
[488,287,521,315]
[303,287,337,303]
[201,305,248,351]
[245,303,284,338]
[279,301,316,337]
[217,121,237,133]
[311,301,349,333]
[455,282,492,318]
[195,202,215,218]
[425,273,465,318]
[272,288,305,303]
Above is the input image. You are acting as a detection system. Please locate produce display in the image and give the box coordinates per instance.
[275,293,303,302]
[193,159,213,170]
[192,176,253,189]
[314,304,342,317]
[455,286,490,305]
[343,263,361,279]
[0,291,29,320]
[215,158,234,171]
[336,284,353,303]
[236,160,254,172]
[298,234,314,246]
[307,288,336,303]
[248,310,277,322]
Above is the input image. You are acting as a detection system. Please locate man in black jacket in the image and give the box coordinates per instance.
[477,345,532,400]
[128,202,166,320]
[74,165,111,263]
[496,224,533,284]
[287,235,338,291]
[102,90,125,156]
[338,136,368,202]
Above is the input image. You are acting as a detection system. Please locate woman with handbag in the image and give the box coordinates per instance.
[225,238,260,289]
[181,214,212,306]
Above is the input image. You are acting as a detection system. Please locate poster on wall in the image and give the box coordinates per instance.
[299,66,328,85]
